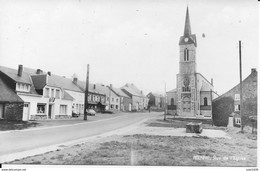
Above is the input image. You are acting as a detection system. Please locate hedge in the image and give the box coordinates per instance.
[212,96,234,126]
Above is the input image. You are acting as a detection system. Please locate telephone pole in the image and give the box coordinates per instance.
[164,82,167,120]
[239,40,243,132]
[84,64,89,120]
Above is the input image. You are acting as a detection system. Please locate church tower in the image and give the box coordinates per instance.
[176,7,198,116]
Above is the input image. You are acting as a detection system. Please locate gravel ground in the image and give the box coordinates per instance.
[7,116,257,166]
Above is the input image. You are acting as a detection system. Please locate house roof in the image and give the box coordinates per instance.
[167,89,177,93]
[31,75,47,89]
[0,66,32,84]
[76,81,106,96]
[63,91,74,100]
[121,83,144,97]
[0,78,24,103]
[25,67,83,92]
[110,87,130,98]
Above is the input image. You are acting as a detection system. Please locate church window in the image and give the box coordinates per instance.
[184,48,189,61]
[171,98,174,105]
[204,97,208,106]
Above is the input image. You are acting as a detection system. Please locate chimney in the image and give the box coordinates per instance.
[211,78,213,85]
[251,68,256,73]
[141,90,143,94]
[47,71,51,76]
[36,69,43,74]
[73,77,78,84]
[18,65,23,77]
[110,84,112,88]
[94,84,96,89]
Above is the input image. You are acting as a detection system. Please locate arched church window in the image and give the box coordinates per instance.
[171,98,174,105]
[204,97,208,106]
[184,48,189,61]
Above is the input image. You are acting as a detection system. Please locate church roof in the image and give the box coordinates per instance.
[184,6,191,36]
[179,7,197,47]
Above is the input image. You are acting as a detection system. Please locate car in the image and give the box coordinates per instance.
[101,110,114,114]
[72,112,80,117]
[86,109,96,116]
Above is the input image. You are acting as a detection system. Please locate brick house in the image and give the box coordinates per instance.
[0,76,24,121]
[213,68,257,126]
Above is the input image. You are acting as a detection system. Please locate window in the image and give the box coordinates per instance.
[182,87,190,92]
[60,105,67,115]
[235,104,240,111]
[235,118,241,125]
[55,90,60,99]
[37,104,46,114]
[112,98,114,102]
[51,89,55,97]
[110,105,114,109]
[184,48,189,61]
[235,94,240,101]
[116,98,119,103]
[115,105,118,109]
[88,94,91,101]
[204,97,208,106]
[171,98,174,105]
[45,88,50,97]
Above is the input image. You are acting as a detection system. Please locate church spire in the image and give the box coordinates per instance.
[184,6,191,36]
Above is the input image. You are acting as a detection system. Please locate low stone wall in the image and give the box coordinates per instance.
[55,115,72,119]
[30,115,48,120]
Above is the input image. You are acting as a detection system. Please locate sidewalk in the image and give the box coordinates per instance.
[0,112,132,132]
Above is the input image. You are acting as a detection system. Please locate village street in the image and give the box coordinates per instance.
[0,112,161,163]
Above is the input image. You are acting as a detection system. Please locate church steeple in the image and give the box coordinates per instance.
[179,6,197,47]
[184,6,191,36]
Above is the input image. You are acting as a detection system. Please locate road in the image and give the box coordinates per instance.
[0,112,160,160]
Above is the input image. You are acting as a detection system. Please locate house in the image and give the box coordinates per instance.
[0,65,87,120]
[213,68,257,127]
[76,81,107,112]
[108,85,132,111]
[147,92,164,110]
[0,76,24,120]
[121,83,148,111]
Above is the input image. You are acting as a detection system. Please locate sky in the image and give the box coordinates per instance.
[0,0,258,95]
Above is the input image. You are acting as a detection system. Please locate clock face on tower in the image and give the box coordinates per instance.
[184,37,189,42]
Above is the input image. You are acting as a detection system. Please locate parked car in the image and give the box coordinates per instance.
[87,109,96,116]
[72,112,80,117]
[101,110,114,114]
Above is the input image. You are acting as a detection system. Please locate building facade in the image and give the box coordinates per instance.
[121,83,148,111]
[108,85,132,112]
[166,7,217,118]
[147,92,164,110]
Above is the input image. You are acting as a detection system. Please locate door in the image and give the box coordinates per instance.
[48,105,52,119]
[22,103,30,121]
[0,104,4,119]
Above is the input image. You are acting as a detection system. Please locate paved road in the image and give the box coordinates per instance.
[0,112,160,157]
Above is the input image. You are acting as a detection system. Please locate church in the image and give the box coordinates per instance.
[167,7,217,119]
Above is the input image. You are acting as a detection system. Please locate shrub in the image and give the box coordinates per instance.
[212,97,234,126]
[242,97,257,127]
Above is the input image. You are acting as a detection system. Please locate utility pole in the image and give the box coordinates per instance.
[239,40,243,132]
[164,82,167,120]
[84,64,89,120]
